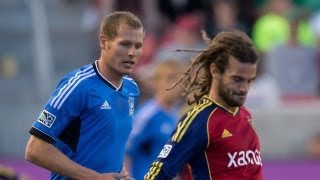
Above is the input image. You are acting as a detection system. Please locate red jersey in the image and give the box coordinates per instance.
[145,96,263,180]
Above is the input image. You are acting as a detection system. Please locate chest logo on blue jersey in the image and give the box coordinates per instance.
[100,100,111,109]
[128,96,134,117]
[37,110,56,128]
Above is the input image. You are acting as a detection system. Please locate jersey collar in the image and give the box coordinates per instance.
[92,60,123,91]
[203,95,239,116]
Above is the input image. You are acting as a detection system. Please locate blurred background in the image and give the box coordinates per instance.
[0,0,320,179]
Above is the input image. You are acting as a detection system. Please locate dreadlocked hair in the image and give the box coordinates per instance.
[169,30,259,105]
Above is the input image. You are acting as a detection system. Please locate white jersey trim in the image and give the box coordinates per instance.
[50,66,95,109]
[95,60,123,91]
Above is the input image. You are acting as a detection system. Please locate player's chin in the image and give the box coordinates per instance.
[231,97,246,106]
[121,70,133,76]
[120,68,134,76]
[235,98,246,106]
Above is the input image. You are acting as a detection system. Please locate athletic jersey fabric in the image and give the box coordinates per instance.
[144,96,262,180]
[29,60,140,179]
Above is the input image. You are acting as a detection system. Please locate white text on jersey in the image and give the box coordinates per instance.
[227,149,262,168]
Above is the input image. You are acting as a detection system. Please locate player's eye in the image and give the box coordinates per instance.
[233,77,242,82]
[120,42,131,47]
[135,44,142,49]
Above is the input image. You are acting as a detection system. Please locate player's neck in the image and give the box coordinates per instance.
[97,60,123,89]
[208,92,238,113]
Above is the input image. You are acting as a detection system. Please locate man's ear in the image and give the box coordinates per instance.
[100,36,107,50]
[210,63,220,80]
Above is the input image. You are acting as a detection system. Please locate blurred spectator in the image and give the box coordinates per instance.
[125,60,185,180]
[132,62,156,105]
[206,0,249,37]
[245,59,281,109]
[133,34,158,72]
[310,11,320,87]
[114,0,143,16]
[0,165,18,180]
[295,0,320,12]
[156,0,209,23]
[153,13,206,63]
[310,11,320,41]
[264,14,319,99]
[81,0,115,60]
[252,0,316,53]
[236,0,259,36]
[0,165,28,180]
[0,55,18,78]
[306,132,320,157]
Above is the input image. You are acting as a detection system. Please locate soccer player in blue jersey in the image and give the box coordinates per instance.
[125,60,185,180]
[25,11,145,179]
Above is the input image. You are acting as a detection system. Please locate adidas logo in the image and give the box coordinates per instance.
[100,101,111,109]
[222,129,233,138]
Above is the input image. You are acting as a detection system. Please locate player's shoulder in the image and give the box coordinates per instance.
[184,98,218,122]
[240,106,252,118]
[56,64,97,92]
[49,64,96,110]
[64,63,96,82]
[66,63,95,78]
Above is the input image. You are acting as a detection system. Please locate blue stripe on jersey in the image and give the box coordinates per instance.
[50,66,94,109]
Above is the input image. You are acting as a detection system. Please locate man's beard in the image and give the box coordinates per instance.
[218,79,245,107]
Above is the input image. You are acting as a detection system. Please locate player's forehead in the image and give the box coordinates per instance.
[115,23,144,43]
[225,56,257,78]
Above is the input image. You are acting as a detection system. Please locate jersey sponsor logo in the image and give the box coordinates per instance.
[222,129,233,138]
[158,144,172,158]
[128,96,134,117]
[100,100,111,109]
[37,110,56,128]
[227,149,262,168]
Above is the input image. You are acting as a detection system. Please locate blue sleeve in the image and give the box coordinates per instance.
[144,113,208,180]
[29,78,87,144]
[126,115,152,157]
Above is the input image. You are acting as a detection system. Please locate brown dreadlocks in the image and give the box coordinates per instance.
[170,30,259,105]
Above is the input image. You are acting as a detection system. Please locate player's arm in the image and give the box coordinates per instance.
[26,136,129,179]
[24,80,98,178]
[25,135,101,179]
[25,80,128,179]
[144,112,208,180]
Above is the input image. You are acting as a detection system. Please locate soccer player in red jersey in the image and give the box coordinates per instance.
[144,30,262,180]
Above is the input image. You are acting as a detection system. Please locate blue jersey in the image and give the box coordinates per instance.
[29,61,140,179]
[126,99,178,180]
